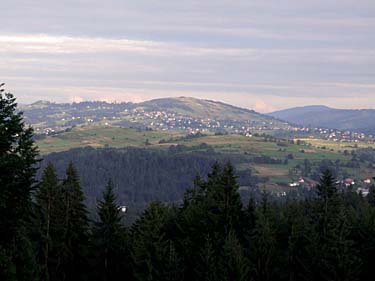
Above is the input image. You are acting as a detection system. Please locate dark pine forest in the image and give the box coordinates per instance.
[2,87,375,281]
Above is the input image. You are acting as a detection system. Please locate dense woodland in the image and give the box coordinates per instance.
[39,145,260,220]
[3,87,375,281]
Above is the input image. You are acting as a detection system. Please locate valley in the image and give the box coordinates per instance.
[20,96,375,215]
[35,124,375,202]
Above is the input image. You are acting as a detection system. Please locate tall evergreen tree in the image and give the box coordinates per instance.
[177,162,245,280]
[58,162,89,281]
[131,201,174,281]
[35,162,60,281]
[199,162,244,236]
[0,84,40,280]
[92,179,128,281]
[307,169,360,281]
[219,162,243,234]
[284,200,310,281]
[249,194,277,281]
[316,169,337,205]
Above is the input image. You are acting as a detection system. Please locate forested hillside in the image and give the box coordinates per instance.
[38,146,263,219]
[39,147,216,218]
[270,105,375,134]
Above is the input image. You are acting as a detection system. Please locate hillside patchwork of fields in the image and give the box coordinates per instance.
[21,97,292,135]
[37,125,374,192]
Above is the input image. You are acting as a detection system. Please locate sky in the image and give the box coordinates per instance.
[1,0,374,112]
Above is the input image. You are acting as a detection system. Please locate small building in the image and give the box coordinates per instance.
[119,206,128,213]
[345,178,355,185]
[363,178,371,184]
[357,188,370,197]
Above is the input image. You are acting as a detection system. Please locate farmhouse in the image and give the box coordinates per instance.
[363,178,371,184]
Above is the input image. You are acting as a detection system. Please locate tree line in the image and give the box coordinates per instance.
[2,86,375,280]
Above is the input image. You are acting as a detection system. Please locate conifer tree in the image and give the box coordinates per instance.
[285,200,310,281]
[131,201,172,281]
[220,162,243,234]
[0,84,39,280]
[178,175,211,280]
[58,162,89,281]
[203,162,243,235]
[307,169,361,281]
[250,193,277,281]
[92,179,128,280]
[316,169,337,205]
[178,162,245,280]
[35,162,60,281]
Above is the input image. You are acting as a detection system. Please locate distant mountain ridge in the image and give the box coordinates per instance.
[23,96,272,121]
[270,105,375,134]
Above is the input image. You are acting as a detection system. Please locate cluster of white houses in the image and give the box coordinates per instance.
[289,177,372,196]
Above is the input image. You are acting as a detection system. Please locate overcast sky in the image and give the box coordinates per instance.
[1,0,374,112]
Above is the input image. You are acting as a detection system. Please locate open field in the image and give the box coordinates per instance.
[169,134,349,163]
[36,125,175,154]
[296,138,375,151]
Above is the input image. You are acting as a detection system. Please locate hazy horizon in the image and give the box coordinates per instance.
[19,95,375,114]
[2,0,374,112]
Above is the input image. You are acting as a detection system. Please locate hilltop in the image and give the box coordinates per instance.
[138,97,263,120]
[21,96,291,135]
[270,105,375,135]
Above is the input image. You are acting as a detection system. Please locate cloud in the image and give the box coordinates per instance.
[0,35,162,55]
[0,1,374,110]
[254,100,276,113]
[1,34,374,65]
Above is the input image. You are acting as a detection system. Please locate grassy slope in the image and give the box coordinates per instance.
[168,134,353,180]
[296,137,375,151]
[138,96,287,125]
[37,126,175,154]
